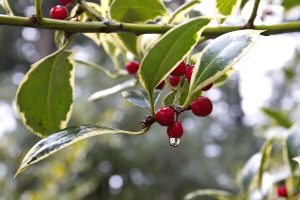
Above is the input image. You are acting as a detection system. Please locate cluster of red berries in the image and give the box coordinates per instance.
[155,95,213,146]
[126,60,214,146]
[50,0,74,20]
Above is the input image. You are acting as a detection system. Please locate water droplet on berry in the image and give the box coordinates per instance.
[169,137,180,147]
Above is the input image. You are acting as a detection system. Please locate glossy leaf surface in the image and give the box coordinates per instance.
[16,51,75,137]
[139,17,210,95]
[190,30,262,93]
[16,125,148,176]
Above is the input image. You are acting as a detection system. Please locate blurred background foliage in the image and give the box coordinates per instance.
[0,0,300,199]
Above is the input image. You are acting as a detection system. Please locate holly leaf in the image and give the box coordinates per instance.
[122,90,160,111]
[70,3,102,45]
[238,153,262,193]
[286,124,300,171]
[163,92,176,106]
[190,30,262,94]
[184,189,234,200]
[216,0,241,16]
[16,50,75,137]
[282,0,300,10]
[15,125,148,176]
[139,17,211,96]
[262,108,292,128]
[101,34,122,69]
[214,68,234,87]
[0,0,14,15]
[88,79,137,101]
[117,33,142,58]
[257,139,274,188]
[110,0,167,23]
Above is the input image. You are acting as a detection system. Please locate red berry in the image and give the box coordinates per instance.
[155,107,175,126]
[126,61,140,74]
[59,0,74,5]
[185,65,194,82]
[277,185,288,197]
[191,96,213,117]
[201,82,214,91]
[171,61,186,76]
[169,76,180,87]
[167,121,183,138]
[156,81,165,90]
[50,5,68,20]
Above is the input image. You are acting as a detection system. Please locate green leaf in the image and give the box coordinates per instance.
[216,0,241,16]
[15,125,148,176]
[122,90,160,111]
[110,0,167,23]
[257,138,274,188]
[190,30,262,94]
[163,92,176,106]
[16,51,75,137]
[238,153,262,193]
[139,17,211,96]
[293,156,300,168]
[184,189,234,200]
[262,108,292,128]
[101,34,122,69]
[282,0,300,10]
[70,3,102,45]
[286,124,300,171]
[214,68,233,87]
[117,33,141,58]
[0,0,14,15]
[88,79,137,101]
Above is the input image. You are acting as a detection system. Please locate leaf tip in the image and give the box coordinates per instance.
[292,157,300,165]
[14,166,25,178]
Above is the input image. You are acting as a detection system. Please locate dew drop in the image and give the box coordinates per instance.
[169,137,180,147]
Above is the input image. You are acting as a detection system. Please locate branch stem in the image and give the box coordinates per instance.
[246,0,261,28]
[0,15,300,36]
[35,0,43,23]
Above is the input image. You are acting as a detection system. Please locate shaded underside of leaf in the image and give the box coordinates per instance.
[262,108,292,128]
[139,17,211,95]
[16,125,148,176]
[117,33,141,58]
[16,51,75,137]
[122,90,160,111]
